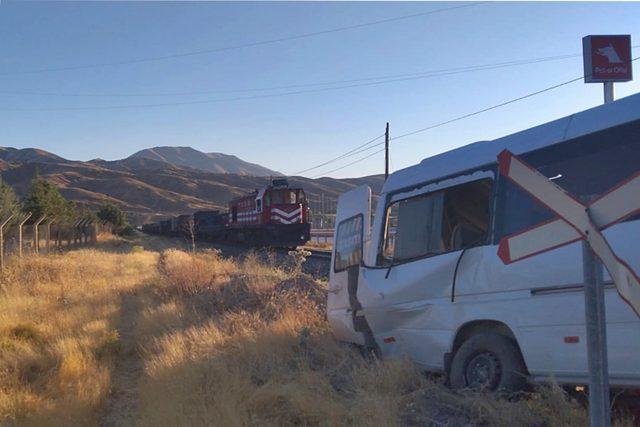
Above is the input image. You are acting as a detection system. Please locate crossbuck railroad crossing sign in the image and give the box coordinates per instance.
[496,149,640,317]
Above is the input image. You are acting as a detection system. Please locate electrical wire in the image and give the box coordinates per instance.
[1,61,552,111]
[0,2,485,76]
[0,54,587,110]
[392,57,640,141]
[293,133,384,175]
[5,45,638,109]
[0,50,592,97]
[310,148,386,178]
[300,57,640,177]
[0,52,601,111]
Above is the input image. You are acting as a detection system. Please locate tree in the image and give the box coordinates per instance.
[0,180,19,221]
[96,202,126,227]
[22,177,74,220]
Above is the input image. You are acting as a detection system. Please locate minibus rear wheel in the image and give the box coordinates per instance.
[449,332,527,393]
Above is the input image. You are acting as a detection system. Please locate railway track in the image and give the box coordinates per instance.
[305,249,332,260]
[142,232,331,276]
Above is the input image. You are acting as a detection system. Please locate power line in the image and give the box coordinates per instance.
[5,60,576,111]
[0,2,485,76]
[391,77,585,141]
[0,51,601,111]
[0,50,592,98]
[293,134,384,175]
[5,44,638,108]
[391,56,638,141]
[311,148,385,178]
[0,71,484,110]
[301,57,640,177]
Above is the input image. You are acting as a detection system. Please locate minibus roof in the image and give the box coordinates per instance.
[383,92,640,194]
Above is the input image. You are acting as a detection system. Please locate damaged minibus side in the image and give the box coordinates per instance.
[328,95,640,392]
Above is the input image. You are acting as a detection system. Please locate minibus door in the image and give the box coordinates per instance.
[328,186,372,346]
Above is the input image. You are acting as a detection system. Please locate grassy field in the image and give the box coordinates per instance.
[0,235,633,426]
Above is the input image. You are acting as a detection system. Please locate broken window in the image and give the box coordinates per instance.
[380,179,492,266]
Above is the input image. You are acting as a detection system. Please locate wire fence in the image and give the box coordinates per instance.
[0,213,113,269]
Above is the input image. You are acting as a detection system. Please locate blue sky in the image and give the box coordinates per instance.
[1,1,639,178]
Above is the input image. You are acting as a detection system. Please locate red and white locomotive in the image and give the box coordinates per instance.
[227,178,311,247]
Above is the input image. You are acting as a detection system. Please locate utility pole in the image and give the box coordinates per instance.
[384,122,390,180]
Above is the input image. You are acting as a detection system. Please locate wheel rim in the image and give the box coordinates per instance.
[464,351,502,390]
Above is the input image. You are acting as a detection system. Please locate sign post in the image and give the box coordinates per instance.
[581,34,632,427]
[583,34,632,102]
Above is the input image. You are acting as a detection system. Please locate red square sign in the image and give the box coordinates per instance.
[583,35,633,83]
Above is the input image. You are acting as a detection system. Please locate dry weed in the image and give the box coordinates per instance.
[137,249,611,427]
[1,242,635,426]
[0,247,157,425]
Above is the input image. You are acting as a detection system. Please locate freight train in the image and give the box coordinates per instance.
[141,179,311,248]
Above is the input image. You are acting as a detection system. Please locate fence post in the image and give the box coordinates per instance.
[32,215,46,254]
[72,219,82,245]
[18,213,32,258]
[91,220,98,243]
[80,218,88,244]
[44,217,55,254]
[85,219,96,244]
[80,218,89,244]
[0,213,15,270]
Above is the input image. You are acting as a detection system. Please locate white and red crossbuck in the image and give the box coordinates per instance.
[497,149,640,316]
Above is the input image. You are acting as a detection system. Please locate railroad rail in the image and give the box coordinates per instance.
[310,228,334,245]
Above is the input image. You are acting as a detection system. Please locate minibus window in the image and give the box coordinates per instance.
[382,192,444,263]
[494,180,554,239]
[380,179,492,266]
[443,180,492,250]
[335,215,363,272]
[495,120,640,240]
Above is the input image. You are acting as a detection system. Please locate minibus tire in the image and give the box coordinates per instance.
[449,332,527,393]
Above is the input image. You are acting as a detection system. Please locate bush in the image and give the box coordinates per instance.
[118,224,136,237]
[23,177,74,220]
[97,203,126,227]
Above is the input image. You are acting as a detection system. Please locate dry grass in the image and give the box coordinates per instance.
[135,249,608,427]
[303,241,333,250]
[0,240,635,426]
[0,246,158,425]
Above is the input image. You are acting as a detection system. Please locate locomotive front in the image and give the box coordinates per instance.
[228,179,311,248]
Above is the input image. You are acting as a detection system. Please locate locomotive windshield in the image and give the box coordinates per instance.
[267,189,306,205]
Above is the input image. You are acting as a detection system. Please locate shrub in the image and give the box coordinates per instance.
[118,224,136,237]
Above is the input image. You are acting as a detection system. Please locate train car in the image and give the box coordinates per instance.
[193,210,227,241]
[160,219,172,235]
[228,178,311,247]
[141,222,161,234]
[175,214,193,237]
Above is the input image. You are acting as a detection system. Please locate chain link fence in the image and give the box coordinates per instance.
[0,213,113,269]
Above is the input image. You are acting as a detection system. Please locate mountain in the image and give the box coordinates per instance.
[0,146,382,225]
[128,146,282,177]
[0,147,65,164]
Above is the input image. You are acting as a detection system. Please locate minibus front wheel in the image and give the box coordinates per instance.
[449,332,527,393]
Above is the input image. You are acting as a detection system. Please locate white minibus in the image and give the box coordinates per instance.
[328,93,640,391]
